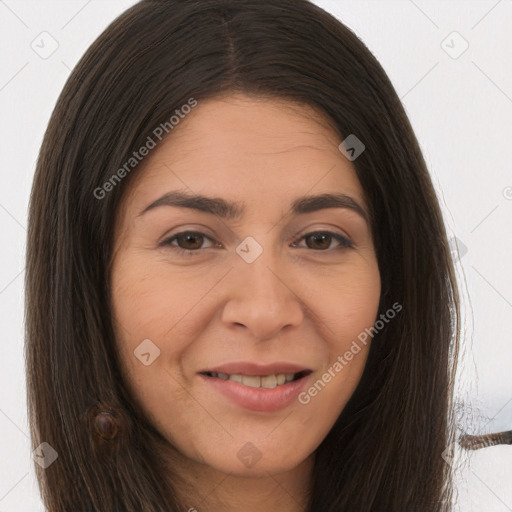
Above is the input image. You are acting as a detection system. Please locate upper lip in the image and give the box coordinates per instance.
[199,361,312,376]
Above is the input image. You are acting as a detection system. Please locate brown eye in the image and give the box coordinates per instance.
[293,231,353,251]
[161,231,218,253]
[175,232,205,250]
[306,233,332,250]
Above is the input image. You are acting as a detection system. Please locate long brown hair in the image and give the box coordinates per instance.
[25,0,460,510]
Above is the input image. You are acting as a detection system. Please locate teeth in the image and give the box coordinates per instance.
[260,375,276,389]
[242,375,261,388]
[207,371,300,388]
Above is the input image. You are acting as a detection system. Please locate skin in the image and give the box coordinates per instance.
[110,94,381,512]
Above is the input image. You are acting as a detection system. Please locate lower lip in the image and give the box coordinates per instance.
[199,373,311,412]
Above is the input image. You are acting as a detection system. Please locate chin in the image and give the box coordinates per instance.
[188,440,308,478]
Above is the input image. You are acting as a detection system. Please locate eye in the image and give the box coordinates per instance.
[160,229,353,256]
[160,231,220,255]
[291,231,353,251]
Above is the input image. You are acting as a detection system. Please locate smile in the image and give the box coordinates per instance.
[201,370,311,389]
[199,370,313,412]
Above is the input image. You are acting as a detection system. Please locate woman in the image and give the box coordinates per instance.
[25,0,461,510]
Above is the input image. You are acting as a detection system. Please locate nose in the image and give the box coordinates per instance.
[221,251,305,341]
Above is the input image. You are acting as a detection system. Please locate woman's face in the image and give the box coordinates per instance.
[111,94,381,477]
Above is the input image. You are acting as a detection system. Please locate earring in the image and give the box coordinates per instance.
[94,411,119,440]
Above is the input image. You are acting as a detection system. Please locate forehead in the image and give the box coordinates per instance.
[119,94,366,217]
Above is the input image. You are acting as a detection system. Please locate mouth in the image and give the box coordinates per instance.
[198,366,313,412]
[199,370,312,389]
[199,370,311,389]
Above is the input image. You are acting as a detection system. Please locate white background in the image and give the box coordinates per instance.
[0,1,510,510]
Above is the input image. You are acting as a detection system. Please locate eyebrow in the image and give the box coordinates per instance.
[138,191,369,224]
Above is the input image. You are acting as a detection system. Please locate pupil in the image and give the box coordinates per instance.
[308,233,330,250]
[180,233,203,250]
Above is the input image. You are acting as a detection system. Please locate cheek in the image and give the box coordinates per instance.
[111,251,214,346]
[295,276,379,432]
[298,260,380,403]
[302,256,381,345]
[109,252,222,403]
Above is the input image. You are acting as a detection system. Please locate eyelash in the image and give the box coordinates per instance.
[160,230,353,256]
